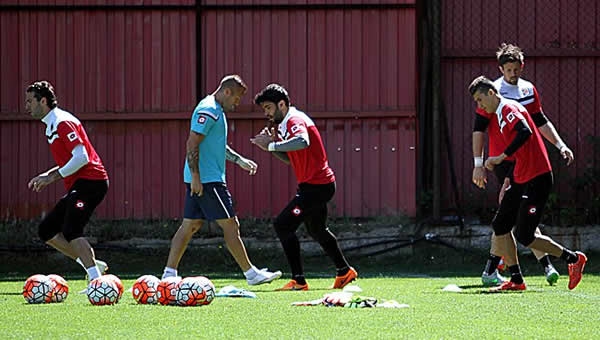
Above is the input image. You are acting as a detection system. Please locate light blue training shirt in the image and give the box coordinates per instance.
[183,95,227,184]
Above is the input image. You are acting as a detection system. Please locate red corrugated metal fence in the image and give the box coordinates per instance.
[0,1,418,220]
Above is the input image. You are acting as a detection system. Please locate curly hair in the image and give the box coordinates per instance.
[26,81,58,109]
[496,43,525,66]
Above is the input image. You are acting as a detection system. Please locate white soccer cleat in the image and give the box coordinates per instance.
[247,269,282,285]
[481,270,507,287]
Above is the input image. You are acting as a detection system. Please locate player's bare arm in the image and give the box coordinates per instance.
[186,131,204,196]
[537,122,574,166]
[472,131,487,189]
[28,166,62,192]
[226,145,257,175]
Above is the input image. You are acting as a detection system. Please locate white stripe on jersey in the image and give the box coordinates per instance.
[494,77,536,106]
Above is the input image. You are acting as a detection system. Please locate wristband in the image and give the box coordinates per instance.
[268,142,276,152]
[474,156,484,167]
[555,141,567,152]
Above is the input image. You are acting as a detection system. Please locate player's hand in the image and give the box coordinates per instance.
[28,174,52,192]
[472,167,487,189]
[484,155,504,171]
[498,178,510,204]
[237,157,258,175]
[190,177,203,196]
[560,146,574,166]
[250,133,272,151]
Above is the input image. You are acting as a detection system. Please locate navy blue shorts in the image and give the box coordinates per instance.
[183,182,235,221]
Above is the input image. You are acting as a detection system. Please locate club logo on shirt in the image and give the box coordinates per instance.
[67,131,78,142]
[197,116,207,124]
[290,124,303,134]
[521,87,533,96]
[292,206,302,216]
[75,200,86,210]
[528,206,537,215]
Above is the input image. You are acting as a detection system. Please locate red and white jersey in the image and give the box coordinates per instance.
[476,77,544,161]
[41,108,108,190]
[493,77,543,115]
[493,98,551,183]
[476,107,513,161]
[276,107,335,185]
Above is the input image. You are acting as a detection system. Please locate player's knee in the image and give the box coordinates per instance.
[491,222,511,237]
[38,224,56,242]
[514,228,535,246]
[62,227,83,242]
[273,219,292,239]
[182,219,203,234]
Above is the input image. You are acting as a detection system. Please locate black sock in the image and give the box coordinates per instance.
[484,255,502,275]
[292,275,306,285]
[508,265,524,284]
[336,266,349,276]
[560,249,578,264]
[538,255,553,269]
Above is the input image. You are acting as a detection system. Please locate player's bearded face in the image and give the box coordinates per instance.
[25,92,44,119]
[272,106,285,124]
[500,62,522,85]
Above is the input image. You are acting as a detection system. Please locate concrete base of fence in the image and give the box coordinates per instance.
[102,224,600,256]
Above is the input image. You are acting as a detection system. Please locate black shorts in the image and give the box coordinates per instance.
[274,182,335,233]
[491,172,553,241]
[183,182,235,221]
[493,160,515,183]
[39,179,109,242]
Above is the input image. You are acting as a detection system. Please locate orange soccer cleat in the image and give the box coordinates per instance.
[275,280,309,291]
[568,251,587,290]
[489,280,526,292]
[331,267,358,289]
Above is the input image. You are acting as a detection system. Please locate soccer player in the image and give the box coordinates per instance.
[468,76,587,291]
[473,43,575,287]
[161,75,282,286]
[26,81,109,281]
[251,83,357,291]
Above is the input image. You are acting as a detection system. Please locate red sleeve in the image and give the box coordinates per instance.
[501,105,527,131]
[286,116,308,138]
[56,121,83,152]
[529,86,543,114]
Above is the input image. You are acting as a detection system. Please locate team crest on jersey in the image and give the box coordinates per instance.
[521,87,533,97]
[528,206,537,215]
[292,206,302,216]
[75,200,86,210]
[290,124,303,134]
[197,116,207,124]
[67,131,78,142]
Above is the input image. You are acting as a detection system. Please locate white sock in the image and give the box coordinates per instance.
[162,267,178,279]
[244,266,259,279]
[86,266,101,281]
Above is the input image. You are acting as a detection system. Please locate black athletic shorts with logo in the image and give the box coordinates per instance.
[38,179,109,242]
[491,171,553,245]
[274,181,336,234]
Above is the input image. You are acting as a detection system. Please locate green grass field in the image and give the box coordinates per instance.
[1,253,599,339]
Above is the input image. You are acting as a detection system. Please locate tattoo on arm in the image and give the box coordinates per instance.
[187,148,200,173]
[225,145,241,163]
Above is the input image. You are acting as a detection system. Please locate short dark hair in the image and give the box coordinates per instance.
[496,43,524,66]
[27,81,58,108]
[219,74,247,92]
[468,76,497,96]
[254,83,290,107]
